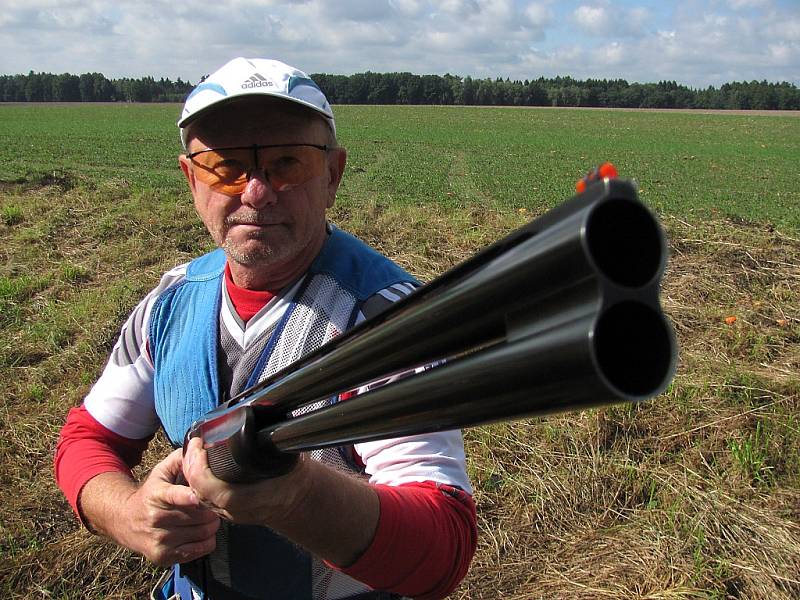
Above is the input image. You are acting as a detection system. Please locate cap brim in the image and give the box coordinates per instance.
[179,91,333,127]
[179,91,335,149]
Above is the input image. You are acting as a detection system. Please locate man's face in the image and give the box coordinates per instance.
[179,101,346,280]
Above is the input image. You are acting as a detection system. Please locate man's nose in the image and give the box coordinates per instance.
[240,170,278,207]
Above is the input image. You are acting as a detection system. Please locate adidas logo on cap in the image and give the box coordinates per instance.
[241,73,274,89]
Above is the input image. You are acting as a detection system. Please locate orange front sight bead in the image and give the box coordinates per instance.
[575,162,618,193]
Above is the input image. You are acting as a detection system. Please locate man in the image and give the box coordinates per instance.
[54,58,477,600]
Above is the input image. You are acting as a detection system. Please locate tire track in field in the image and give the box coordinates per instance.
[447,150,495,206]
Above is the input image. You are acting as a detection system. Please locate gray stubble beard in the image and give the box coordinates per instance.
[222,234,279,268]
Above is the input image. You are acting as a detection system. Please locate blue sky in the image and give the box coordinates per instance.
[2,0,798,87]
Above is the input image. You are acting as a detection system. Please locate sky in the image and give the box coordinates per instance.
[2,0,799,88]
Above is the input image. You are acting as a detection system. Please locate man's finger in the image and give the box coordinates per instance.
[171,534,218,565]
[150,448,185,484]
[149,515,219,566]
[153,500,221,528]
[160,481,207,511]
[161,515,221,542]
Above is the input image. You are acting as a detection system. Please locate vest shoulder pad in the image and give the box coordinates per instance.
[186,248,226,281]
[311,227,418,300]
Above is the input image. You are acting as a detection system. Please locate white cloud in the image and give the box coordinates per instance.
[480,0,515,23]
[517,2,799,85]
[0,0,798,87]
[572,2,649,37]
[439,0,481,17]
[524,2,553,27]
[574,5,609,30]
[599,41,625,65]
[727,0,769,10]
[768,43,792,63]
[313,0,395,22]
[627,7,649,31]
[766,15,800,41]
[389,0,423,17]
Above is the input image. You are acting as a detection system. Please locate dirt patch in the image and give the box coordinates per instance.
[0,172,76,192]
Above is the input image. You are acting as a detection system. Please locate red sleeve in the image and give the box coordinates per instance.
[335,481,477,600]
[54,405,152,520]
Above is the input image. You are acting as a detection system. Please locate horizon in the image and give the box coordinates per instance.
[3,69,799,92]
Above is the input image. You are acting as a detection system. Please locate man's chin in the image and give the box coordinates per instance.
[223,241,284,268]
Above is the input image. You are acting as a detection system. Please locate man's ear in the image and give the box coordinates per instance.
[326,147,347,209]
[178,154,198,195]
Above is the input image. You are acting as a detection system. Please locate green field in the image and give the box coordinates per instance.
[1,104,799,231]
[0,104,798,599]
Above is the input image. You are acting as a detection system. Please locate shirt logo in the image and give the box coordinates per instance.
[241,73,274,89]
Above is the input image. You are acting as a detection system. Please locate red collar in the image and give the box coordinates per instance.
[224,263,275,322]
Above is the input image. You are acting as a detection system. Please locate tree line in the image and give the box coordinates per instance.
[3,70,799,110]
[0,71,192,103]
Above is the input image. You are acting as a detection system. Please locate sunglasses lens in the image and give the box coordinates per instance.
[259,146,327,191]
[191,148,251,194]
[190,145,328,195]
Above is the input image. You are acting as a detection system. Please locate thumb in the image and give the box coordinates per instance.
[149,448,204,509]
[150,448,185,484]
[161,479,202,509]
[182,436,212,484]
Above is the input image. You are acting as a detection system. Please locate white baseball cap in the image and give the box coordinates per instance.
[178,57,335,148]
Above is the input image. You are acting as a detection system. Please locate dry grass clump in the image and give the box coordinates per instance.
[1,181,798,598]
[457,414,799,599]
[454,214,799,600]
[662,215,800,383]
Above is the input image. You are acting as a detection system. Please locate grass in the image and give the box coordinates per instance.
[729,420,773,485]
[2,104,799,231]
[0,104,798,599]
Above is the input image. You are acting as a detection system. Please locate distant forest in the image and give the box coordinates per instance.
[2,70,799,110]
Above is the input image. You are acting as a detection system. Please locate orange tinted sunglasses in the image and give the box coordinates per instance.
[187,143,330,195]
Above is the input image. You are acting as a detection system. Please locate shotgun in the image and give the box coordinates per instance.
[183,176,677,482]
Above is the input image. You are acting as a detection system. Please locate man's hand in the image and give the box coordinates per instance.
[79,449,220,567]
[182,436,379,567]
[182,437,311,525]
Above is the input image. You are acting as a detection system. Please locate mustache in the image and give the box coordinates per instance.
[225,211,281,226]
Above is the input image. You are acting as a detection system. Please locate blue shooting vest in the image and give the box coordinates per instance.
[148,226,416,600]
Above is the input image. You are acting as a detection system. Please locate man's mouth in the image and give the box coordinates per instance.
[227,217,283,227]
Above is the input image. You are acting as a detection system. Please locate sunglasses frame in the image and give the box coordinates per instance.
[186,143,332,194]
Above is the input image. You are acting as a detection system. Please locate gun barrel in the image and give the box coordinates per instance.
[264,303,673,453]
[189,178,677,482]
